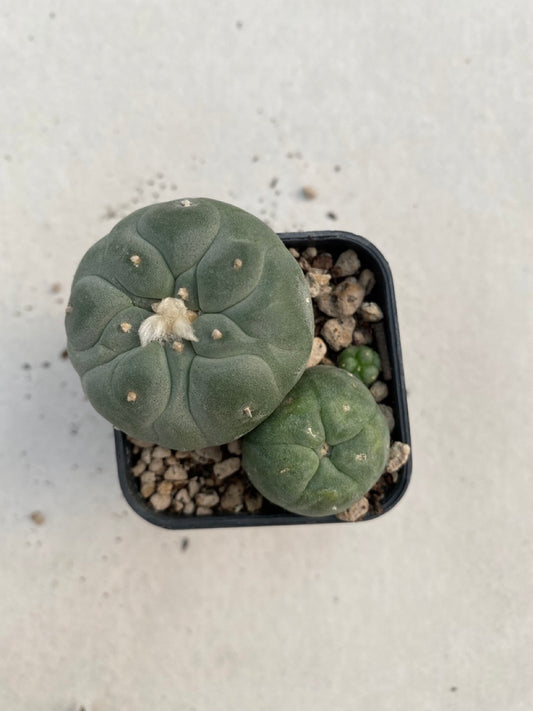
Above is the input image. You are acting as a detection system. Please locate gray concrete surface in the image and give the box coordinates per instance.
[1,1,532,709]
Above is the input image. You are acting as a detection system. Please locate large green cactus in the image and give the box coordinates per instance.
[242,365,390,517]
[65,198,314,449]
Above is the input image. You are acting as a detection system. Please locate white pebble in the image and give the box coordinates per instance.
[131,461,146,477]
[386,442,411,473]
[140,447,153,465]
[172,499,184,513]
[352,327,373,346]
[175,450,193,459]
[336,497,369,522]
[140,470,156,485]
[333,249,360,277]
[317,281,364,318]
[150,492,172,511]
[316,291,339,317]
[140,482,156,498]
[196,506,213,516]
[157,480,174,496]
[305,271,331,299]
[227,439,242,455]
[334,280,365,316]
[220,481,245,512]
[369,381,388,403]
[321,317,355,351]
[359,302,383,322]
[358,269,376,295]
[164,464,188,482]
[195,491,220,508]
[306,337,327,368]
[175,488,191,505]
[152,446,172,459]
[302,247,318,260]
[213,457,241,480]
[187,478,201,498]
[148,458,165,474]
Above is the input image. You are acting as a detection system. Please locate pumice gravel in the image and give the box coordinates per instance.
[128,244,410,522]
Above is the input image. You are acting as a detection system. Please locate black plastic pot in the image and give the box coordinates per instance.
[115,231,411,528]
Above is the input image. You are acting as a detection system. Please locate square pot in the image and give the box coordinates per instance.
[115,231,411,528]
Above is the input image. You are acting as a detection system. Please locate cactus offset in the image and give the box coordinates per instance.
[242,365,390,517]
[337,345,381,386]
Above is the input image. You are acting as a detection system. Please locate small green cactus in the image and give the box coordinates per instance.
[65,198,314,449]
[242,365,390,517]
[337,345,381,386]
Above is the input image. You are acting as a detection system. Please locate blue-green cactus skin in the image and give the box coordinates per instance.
[65,199,314,449]
[242,365,390,517]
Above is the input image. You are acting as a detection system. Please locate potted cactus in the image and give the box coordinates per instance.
[66,198,411,529]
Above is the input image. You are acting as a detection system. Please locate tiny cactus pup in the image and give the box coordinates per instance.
[242,365,390,517]
[65,198,314,449]
[337,345,381,386]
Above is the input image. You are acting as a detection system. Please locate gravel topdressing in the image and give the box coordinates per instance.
[127,244,410,522]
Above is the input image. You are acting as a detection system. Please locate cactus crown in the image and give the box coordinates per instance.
[65,198,314,449]
[138,297,198,346]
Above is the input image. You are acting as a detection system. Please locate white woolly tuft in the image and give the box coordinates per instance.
[139,315,168,346]
[139,297,198,346]
[171,318,198,342]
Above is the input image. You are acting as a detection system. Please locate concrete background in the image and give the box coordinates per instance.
[1,1,532,709]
